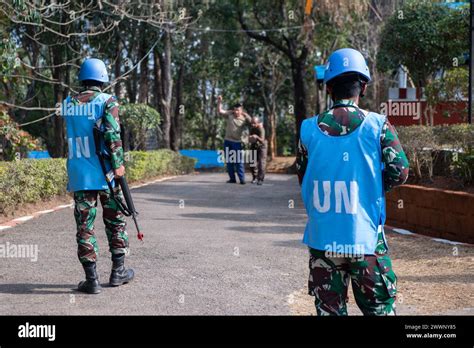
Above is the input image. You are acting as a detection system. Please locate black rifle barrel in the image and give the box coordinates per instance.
[94,126,144,241]
[118,177,144,241]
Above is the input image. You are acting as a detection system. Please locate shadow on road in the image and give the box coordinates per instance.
[272,239,307,249]
[227,225,304,234]
[179,212,306,224]
[0,283,74,295]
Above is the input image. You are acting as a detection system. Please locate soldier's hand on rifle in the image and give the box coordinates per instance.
[114,165,125,178]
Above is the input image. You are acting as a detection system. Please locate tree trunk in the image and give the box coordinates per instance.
[114,39,122,98]
[200,79,208,148]
[157,27,173,149]
[137,25,149,104]
[171,63,184,151]
[50,46,65,158]
[153,53,163,114]
[268,111,277,159]
[209,84,217,150]
[291,59,308,149]
[126,69,138,103]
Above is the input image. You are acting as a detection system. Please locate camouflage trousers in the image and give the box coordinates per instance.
[74,188,129,264]
[250,144,267,181]
[308,249,397,316]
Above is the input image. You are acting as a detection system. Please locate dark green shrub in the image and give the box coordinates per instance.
[120,104,161,151]
[0,159,67,215]
[397,124,474,184]
[126,150,195,182]
[0,150,195,216]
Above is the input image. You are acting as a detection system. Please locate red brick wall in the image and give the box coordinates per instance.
[386,185,474,244]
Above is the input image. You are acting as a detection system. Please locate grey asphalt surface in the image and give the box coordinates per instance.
[0,173,310,315]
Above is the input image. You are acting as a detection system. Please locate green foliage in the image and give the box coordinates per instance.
[396,125,436,180]
[0,35,17,77]
[276,114,296,156]
[432,123,474,150]
[0,158,67,215]
[126,150,196,182]
[397,124,474,184]
[425,68,469,120]
[0,150,195,216]
[378,0,469,86]
[120,104,161,150]
[0,110,42,160]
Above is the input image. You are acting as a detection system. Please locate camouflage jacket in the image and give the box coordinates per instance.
[296,99,409,191]
[70,86,124,169]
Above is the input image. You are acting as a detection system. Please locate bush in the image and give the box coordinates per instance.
[0,159,67,215]
[0,150,195,216]
[0,109,42,161]
[126,150,196,182]
[120,104,161,151]
[396,124,474,184]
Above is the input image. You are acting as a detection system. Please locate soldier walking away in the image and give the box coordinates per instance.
[217,95,251,184]
[297,48,409,315]
[61,58,134,294]
[249,116,267,185]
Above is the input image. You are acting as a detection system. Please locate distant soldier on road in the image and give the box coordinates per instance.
[62,58,134,294]
[249,116,267,185]
[297,48,409,315]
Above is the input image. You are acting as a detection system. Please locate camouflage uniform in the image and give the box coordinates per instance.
[70,87,128,264]
[249,125,267,181]
[297,99,409,316]
[74,189,129,263]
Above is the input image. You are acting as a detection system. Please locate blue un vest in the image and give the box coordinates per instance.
[62,93,112,192]
[300,111,387,255]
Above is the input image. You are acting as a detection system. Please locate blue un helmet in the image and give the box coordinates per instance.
[323,48,370,84]
[78,58,109,83]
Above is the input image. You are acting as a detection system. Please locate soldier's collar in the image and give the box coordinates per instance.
[333,99,358,108]
[82,86,102,93]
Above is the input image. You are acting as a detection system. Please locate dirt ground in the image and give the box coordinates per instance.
[266,156,296,174]
[290,229,474,315]
[0,195,73,225]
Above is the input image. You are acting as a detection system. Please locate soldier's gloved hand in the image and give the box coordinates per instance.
[114,165,125,178]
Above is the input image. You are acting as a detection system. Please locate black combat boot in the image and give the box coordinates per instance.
[77,262,102,294]
[109,254,135,287]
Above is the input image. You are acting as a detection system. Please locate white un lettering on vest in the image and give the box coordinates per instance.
[68,137,91,159]
[313,180,359,214]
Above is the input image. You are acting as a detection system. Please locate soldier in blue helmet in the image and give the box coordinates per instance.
[62,58,134,294]
[297,48,409,315]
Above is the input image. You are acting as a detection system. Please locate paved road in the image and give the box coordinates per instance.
[0,173,310,315]
[2,173,472,315]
